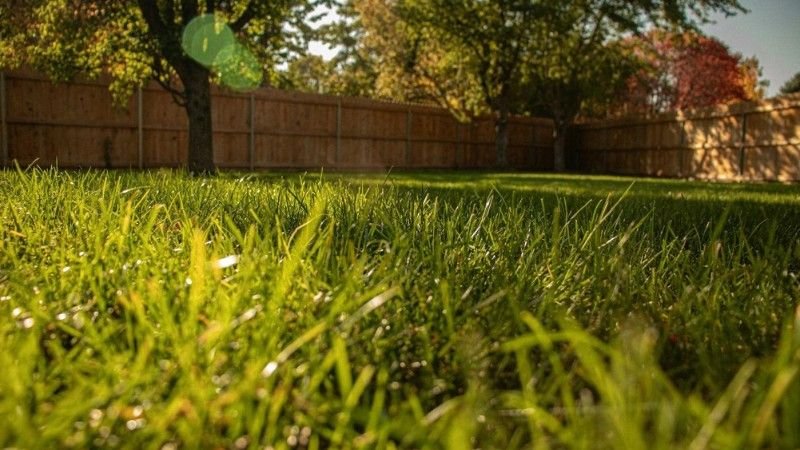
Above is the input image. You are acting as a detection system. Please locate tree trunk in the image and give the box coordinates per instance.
[553,120,567,172]
[182,66,215,174]
[495,103,510,168]
[552,104,578,172]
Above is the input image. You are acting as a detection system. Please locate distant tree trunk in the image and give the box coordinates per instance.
[181,65,215,174]
[553,119,568,172]
[495,101,510,168]
[552,103,577,172]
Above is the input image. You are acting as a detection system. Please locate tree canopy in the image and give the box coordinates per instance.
[364,0,746,169]
[618,31,766,115]
[780,72,800,95]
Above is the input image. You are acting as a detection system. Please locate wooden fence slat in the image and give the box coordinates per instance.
[248,93,255,170]
[137,86,143,169]
[1,72,7,167]
[336,98,342,165]
[405,108,412,166]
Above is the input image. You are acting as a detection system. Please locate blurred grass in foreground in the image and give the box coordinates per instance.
[0,169,799,449]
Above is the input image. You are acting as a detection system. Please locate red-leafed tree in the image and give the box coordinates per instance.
[618,31,764,114]
[672,34,747,109]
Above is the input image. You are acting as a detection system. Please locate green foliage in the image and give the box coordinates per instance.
[300,0,383,97]
[1,169,799,448]
[0,1,152,104]
[376,0,746,120]
[278,54,335,93]
[780,72,800,95]
[518,4,642,123]
[0,1,318,104]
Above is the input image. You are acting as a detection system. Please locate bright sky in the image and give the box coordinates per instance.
[308,2,800,97]
[701,0,800,96]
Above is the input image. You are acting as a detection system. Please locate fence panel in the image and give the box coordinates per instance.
[573,95,800,181]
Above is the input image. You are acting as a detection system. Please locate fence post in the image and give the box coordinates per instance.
[336,98,342,165]
[1,72,7,167]
[773,111,780,180]
[405,107,412,167]
[137,86,143,169]
[249,93,255,170]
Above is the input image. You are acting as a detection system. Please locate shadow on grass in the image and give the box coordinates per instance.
[250,170,800,204]
[242,170,800,250]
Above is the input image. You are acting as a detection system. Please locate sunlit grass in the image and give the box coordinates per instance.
[0,169,798,449]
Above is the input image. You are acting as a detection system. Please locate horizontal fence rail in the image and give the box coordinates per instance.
[0,69,554,171]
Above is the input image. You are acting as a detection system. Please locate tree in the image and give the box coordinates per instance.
[306,0,480,110]
[739,57,769,101]
[672,34,753,109]
[780,72,800,95]
[395,0,542,167]
[1,1,317,173]
[619,31,765,114]
[518,3,643,170]
[358,0,744,169]
[279,54,333,93]
[315,0,382,97]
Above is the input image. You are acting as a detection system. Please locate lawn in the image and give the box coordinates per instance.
[1,169,799,449]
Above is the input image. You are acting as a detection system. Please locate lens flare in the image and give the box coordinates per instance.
[214,43,263,91]
[181,15,235,67]
[181,15,263,92]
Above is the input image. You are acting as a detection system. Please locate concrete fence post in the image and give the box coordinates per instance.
[249,93,255,170]
[137,86,144,169]
[1,72,8,167]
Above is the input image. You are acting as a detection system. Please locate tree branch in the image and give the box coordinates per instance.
[180,0,198,25]
[230,0,257,32]
[152,57,187,107]
[156,77,188,107]
[137,0,188,76]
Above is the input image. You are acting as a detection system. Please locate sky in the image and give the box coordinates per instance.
[700,0,800,96]
[308,1,800,97]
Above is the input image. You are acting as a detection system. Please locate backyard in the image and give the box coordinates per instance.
[1,169,799,448]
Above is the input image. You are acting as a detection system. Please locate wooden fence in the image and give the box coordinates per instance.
[0,69,554,170]
[572,94,800,181]
[2,69,798,180]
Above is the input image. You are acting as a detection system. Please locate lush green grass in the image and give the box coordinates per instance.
[1,169,799,449]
